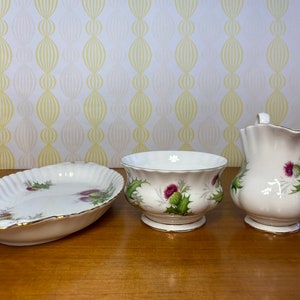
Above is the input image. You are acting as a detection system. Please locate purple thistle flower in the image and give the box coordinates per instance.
[0,212,11,217]
[211,174,219,186]
[79,196,90,202]
[164,184,178,199]
[0,210,12,220]
[78,189,101,196]
[26,187,35,191]
[284,161,294,177]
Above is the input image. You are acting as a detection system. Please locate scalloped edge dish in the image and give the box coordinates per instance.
[0,162,124,246]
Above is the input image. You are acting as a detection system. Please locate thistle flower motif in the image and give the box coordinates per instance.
[25,181,52,191]
[164,181,191,215]
[77,183,115,205]
[283,160,300,194]
[0,210,13,220]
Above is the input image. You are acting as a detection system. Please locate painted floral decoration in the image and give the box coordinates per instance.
[78,183,115,205]
[208,175,223,203]
[0,209,44,224]
[125,178,148,205]
[125,176,223,215]
[0,210,13,221]
[25,180,52,191]
[283,161,300,194]
[231,160,248,192]
[164,180,191,215]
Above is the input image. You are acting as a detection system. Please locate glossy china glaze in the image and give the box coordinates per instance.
[0,162,124,246]
[230,113,300,233]
[121,151,227,232]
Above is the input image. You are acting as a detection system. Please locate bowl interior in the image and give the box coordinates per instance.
[121,151,227,171]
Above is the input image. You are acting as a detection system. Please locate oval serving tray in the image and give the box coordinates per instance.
[0,162,124,246]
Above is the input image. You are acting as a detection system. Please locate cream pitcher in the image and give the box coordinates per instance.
[230,113,300,233]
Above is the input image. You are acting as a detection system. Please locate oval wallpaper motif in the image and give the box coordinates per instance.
[0,0,300,168]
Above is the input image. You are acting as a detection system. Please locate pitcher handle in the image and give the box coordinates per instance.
[255,112,270,124]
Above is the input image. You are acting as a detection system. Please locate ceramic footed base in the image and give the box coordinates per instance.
[141,214,206,232]
[244,216,300,234]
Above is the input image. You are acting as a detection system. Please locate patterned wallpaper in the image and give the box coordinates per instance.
[0,0,299,169]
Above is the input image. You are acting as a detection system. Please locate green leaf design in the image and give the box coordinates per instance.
[283,160,300,194]
[231,176,243,192]
[290,179,300,194]
[25,180,52,191]
[166,206,178,214]
[166,195,191,215]
[165,180,191,215]
[293,164,300,177]
[176,195,191,215]
[209,189,223,203]
[0,210,13,220]
[231,160,248,193]
[78,183,116,205]
[125,178,148,200]
[92,183,115,205]
[168,191,182,205]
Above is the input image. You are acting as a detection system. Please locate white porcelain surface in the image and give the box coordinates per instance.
[230,113,300,233]
[0,162,124,246]
[121,151,227,232]
[244,216,300,234]
[141,215,206,232]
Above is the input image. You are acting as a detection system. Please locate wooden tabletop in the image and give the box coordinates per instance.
[0,168,299,299]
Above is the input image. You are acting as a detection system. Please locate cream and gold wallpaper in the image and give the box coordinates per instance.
[0,0,299,169]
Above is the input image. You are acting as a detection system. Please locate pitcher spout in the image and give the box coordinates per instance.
[239,112,300,161]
